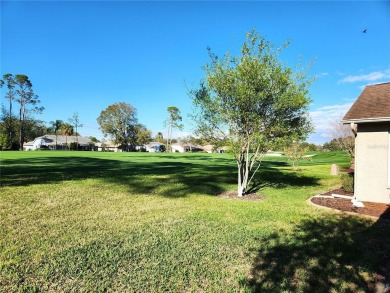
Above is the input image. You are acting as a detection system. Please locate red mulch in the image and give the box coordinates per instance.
[311,189,390,220]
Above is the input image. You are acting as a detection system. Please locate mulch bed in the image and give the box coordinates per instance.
[311,188,390,220]
[217,191,266,201]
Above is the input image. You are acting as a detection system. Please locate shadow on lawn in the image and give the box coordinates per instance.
[1,154,319,197]
[242,214,390,292]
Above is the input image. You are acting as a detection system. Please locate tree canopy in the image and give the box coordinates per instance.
[191,29,313,196]
[0,73,43,150]
[97,102,143,151]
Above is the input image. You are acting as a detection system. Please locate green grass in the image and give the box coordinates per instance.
[1,151,389,292]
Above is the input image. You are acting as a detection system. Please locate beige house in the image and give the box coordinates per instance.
[342,82,390,204]
[95,141,122,152]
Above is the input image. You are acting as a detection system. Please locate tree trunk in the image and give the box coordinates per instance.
[19,107,24,151]
[237,163,244,196]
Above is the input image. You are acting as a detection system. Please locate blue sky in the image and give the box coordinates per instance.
[1,1,389,144]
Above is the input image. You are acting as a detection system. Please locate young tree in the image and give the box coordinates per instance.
[284,141,311,171]
[97,102,138,151]
[191,30,313,196]
[69,112,83,149]
[49,120,63,150]
[164,106,183,152]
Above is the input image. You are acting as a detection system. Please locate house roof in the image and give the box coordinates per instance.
[37,135,94,146]
[342,82,390,123]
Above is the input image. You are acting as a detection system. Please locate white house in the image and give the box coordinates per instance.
[24,135,95,151]
[145,142,164,152]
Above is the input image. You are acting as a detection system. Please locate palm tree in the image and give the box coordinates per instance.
[60,123,74,150]
[49,120,63,150]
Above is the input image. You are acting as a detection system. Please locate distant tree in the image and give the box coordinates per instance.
[1,74,16,149]
[49,120,63,150]
[328,118,355,169]
[24,119,46,142]
[155,132,163,143]
[15,74,44,150]
[300,141,320,152]
[164,106,183,152]
[97,102,138,151]
[0,110,19,150]
[69,112,83,147]
[136,124,152,146]
[284,141,311,171]
[60,122,74,150]
[191,30,313,196]
[89,136,100,143]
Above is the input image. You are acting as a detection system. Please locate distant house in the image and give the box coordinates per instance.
[95,141,122,152]
[342,82,390,204]
[24,135,95,151]
[202,144,227,153]
[171,143,203,153]
[145,142,164,152]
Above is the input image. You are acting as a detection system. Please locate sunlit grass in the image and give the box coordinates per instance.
[1,151,389,292]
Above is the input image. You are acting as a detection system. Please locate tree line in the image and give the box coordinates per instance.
[0,74,43,150]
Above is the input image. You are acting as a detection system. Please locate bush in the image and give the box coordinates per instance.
[341,172,354,193]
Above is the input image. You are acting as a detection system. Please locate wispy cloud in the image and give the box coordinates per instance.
[316,72,329,78]
[338,69,390,84]
[310,102,353,135]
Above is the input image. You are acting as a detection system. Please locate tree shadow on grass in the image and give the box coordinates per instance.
[241,214,390,292]
[1,154,319,198]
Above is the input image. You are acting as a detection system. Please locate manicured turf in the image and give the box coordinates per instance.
[1,151,389,292]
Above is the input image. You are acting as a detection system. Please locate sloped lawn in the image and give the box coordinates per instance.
[1,151,389,292]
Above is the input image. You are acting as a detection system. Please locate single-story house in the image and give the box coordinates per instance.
[95,141,122,152]
[202,144,228,153]
[145,142,164,152]
[342,82,390,204]
[171,143,203,153]
[24,135,95,151]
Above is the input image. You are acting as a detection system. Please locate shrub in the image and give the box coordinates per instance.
[341,172,354,193]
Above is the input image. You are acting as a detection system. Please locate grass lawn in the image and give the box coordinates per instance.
[1,151,389,292]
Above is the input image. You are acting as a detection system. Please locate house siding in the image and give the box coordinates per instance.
[355,122,390,204]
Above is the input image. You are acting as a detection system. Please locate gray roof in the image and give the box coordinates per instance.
[37,135,94,146]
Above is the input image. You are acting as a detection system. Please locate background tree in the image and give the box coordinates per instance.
[48,120,63,150]
[0,108,18,149]
[155,132,163,143]
[69,112,83,149]
[135,124,152,146]
[15,74,44,150]
[97,102,138,152]
[191,30,313,196]
[1,74,16,149]
[328,117,355,169]
[24,119,46,142]
[164,106,183,152]
[88,136,100,143]
[60,123,74,150]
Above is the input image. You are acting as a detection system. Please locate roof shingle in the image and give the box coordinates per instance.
[343,82,390,122]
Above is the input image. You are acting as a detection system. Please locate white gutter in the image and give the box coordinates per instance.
[342,117,390,124]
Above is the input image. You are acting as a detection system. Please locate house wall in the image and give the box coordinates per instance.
[355,122,390,204]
